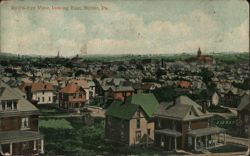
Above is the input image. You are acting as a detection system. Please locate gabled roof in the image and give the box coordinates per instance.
[69,79,89,88]
[237,94,250,111]
[0,82,39,114]
[106,93,159,120]
[60,83,85,94]
[19,82,53,92]
[154,96,212,121]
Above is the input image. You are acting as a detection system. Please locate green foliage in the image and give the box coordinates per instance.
[153,86,175,102]
[39,119,73,129]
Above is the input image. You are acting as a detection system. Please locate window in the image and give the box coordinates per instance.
[42,97,45,102]
[121,120,125,129]
[121,130,124,140]
[136,131,141,141]
[137,111,140,118]
[107,117,111,126]
[7,101,12,111]
[49,97,51,102]
[38,97,40,102]
[136,118,140,129]
[189,111,192,115]
[21,117,29,129]
[188,121,191,130]
[13,101,17,110]
[79,93,82,98]
[22,142,29,150]
[2,103,5,110]
[42,91,45,95]
[158,119,161,128]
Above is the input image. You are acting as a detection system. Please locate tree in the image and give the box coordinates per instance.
[153,87,175,102]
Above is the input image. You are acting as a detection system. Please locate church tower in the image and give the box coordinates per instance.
[197,47,201,57]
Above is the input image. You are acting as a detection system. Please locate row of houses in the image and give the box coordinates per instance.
[105,92,250,151]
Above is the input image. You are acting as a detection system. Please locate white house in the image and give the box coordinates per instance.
[19,82,54,104]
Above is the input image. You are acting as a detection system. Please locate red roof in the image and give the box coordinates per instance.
[60,83,82,94]
[19,82,53,92]
[177,81,191,88]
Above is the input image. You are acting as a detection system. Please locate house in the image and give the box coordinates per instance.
[105,93,159,146]
[153,96,226,151]
[107,86,134,102]
[177,81,192,89]
[19,82,54,104]
[237,95,250,137]
[88,81,96,98]
[59,83,87,112]
[221,89,241,108]
[69,79,90,103]
[0,82,44,155]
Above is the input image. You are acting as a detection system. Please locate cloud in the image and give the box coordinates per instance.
[0,1,248,56]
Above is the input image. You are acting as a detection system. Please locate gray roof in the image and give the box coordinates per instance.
[187,127,225,137]
[155,129,182,137]
[154,96,212,121]
[110,86,134,92]
[0,130,43,144]
[13,87,26,96]
[237,94,250,111]
[0,82,39,116]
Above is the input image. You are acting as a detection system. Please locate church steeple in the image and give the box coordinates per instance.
[197,47,201,57]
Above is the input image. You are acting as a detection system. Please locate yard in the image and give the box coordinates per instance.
[39,117,168,156]
[209,143,248,153]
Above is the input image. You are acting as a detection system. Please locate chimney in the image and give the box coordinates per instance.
[172,95,177,105]
[202,101,207,113]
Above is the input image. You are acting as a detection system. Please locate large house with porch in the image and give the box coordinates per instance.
[0,81,44,155]
[58,83,87,112]
[153,96,225,152]
[105,93,159,146]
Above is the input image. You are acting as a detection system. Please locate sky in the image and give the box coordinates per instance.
[0,0,249,56]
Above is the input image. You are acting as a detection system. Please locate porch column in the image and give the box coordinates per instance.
[194,137,197,151]
[11,101,14,110]
[169,137,171,151]
[41,139,44,154]
[10,143,12,155]
[174,137,177,150]
[224,133,226,144]
[33,140,37,151]
[205,136,208,149]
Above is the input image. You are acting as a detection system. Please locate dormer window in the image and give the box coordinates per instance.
[189,111,192,115]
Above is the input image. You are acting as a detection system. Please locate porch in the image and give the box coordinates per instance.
[187,127,226,151]
[155,129,182,151]
[0,130,44,155]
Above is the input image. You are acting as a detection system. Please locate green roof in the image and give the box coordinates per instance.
[130,93,159,117]
[106,93,159,119]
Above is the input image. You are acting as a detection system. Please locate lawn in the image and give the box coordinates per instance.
[39,119,73,129]
[39,117,166,156]
[209,143,248,153]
